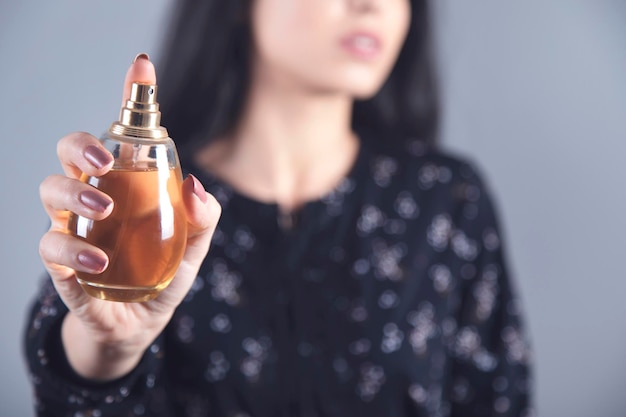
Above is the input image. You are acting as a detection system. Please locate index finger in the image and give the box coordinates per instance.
[122,53,157,106]
[57,54,158,179]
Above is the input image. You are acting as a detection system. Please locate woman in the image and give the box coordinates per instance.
[25,0,532,416]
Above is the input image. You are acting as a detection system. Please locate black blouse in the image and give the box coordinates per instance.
[24,135,533,417]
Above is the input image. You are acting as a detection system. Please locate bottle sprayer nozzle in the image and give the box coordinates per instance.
[109,82,168,139]
[129,83,157,106]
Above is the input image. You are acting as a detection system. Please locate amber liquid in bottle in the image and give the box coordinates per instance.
[69,164,187,302]
[68,79,186,302]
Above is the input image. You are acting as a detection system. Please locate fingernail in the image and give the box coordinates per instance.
[77,250,107,273]
[80,190,112,213]
[189,174,208,203]
[133,52,150,63]
[84,145,113,169]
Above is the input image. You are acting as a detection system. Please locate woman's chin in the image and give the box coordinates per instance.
[338,72,390,100]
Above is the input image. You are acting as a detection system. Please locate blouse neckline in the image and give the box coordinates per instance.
[184,137,371,220]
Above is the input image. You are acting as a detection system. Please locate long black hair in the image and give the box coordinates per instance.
[157,0,439,159]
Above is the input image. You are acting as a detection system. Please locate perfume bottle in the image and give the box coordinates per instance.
[69,82,187,302]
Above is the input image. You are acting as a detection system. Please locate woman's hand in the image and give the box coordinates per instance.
[37,55,221,381]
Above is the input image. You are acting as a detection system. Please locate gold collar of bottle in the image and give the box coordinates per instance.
[109,83,169,139]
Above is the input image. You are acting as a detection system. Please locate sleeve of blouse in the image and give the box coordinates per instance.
[23,276,175,417]
[447,164,534,417]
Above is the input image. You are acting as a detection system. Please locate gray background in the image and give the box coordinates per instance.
[1,1,624,416]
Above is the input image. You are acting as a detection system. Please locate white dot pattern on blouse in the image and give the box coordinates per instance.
[25,136,533,417]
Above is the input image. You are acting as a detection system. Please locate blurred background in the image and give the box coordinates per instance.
[1,0,624,415]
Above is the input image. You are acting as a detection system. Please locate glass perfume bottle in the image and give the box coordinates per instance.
[68,82,187,302]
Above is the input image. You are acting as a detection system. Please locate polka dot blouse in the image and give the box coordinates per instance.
[25,134,533,417]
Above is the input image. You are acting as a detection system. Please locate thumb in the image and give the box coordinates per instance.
[178,174,221,275]
[121,53,157,106]
[182,174,222,256]
[150,175,221,309]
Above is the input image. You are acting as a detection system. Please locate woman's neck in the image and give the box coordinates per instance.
[196,69,359,212]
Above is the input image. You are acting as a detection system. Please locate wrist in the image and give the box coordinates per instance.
[61,312,149,381]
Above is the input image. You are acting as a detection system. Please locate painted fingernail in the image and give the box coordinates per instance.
[77,250,107,272]
[189,174,208,203]
[133,52,150,63]
[84,145,113,169]
[80,190,112,213]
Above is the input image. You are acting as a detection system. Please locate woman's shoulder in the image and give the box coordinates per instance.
[361,134,489,193]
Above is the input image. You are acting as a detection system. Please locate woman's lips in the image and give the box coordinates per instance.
[340,33,382,60]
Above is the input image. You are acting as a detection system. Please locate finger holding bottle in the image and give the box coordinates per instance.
[39,228,109,306]
[56,131,114,179]
[40,172,114,228]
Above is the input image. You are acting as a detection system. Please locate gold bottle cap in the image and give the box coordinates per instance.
[109,83,169,139]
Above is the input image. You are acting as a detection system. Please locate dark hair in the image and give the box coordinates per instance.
[158,0,439,159]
